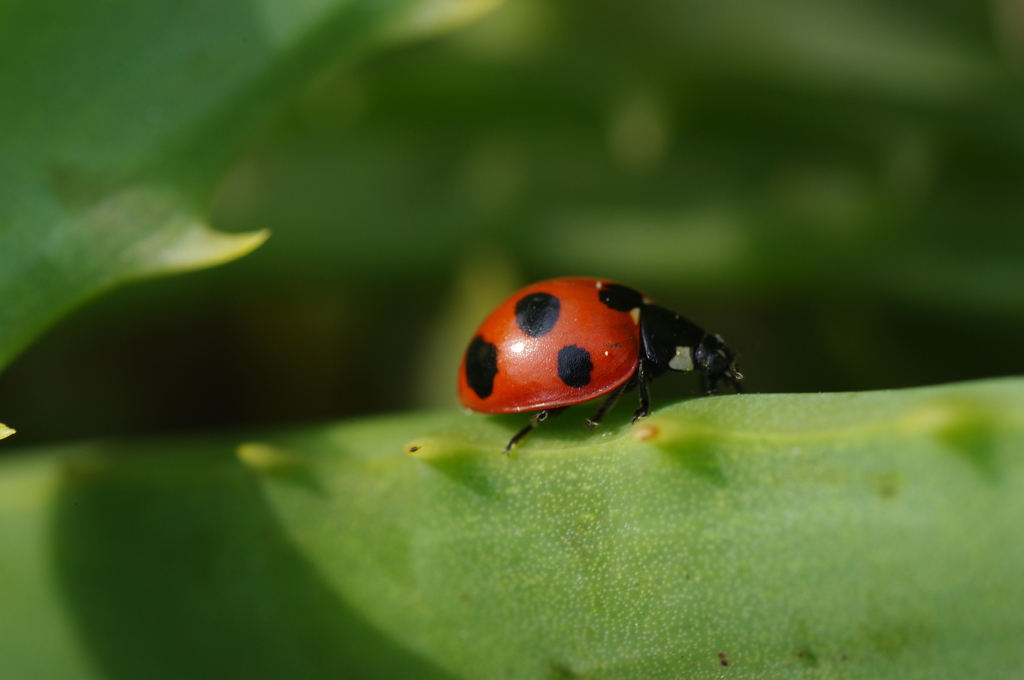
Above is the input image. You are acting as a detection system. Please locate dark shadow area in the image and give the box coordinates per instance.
[657,435,728,488]
[52,444,455,680]
[936,410,1000,481]
[416,452,500,498]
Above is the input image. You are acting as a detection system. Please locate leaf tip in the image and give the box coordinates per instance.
[897,401,961,434]
[387,0,506,40]
[404,434,483,462]
[77,187,270,278]
[236,441,302,473]
[404,437,443,460]
[147,226,270,273]
[0,423,15,441]
[631,416,710,448]
[898,398,997,439]
[632,423,660,442]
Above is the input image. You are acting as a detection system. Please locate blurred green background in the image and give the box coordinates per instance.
[3,0,1023,446]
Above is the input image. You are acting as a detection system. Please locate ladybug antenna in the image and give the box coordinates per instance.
[719,335,743,392]
[727,366,744,393]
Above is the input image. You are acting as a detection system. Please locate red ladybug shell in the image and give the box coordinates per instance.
[458,277,643,413]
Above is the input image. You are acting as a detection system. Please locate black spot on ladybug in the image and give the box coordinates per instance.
[465,335,499,399]
[515,292,560,337]
[598,283,644,312]
[557,345,593,388]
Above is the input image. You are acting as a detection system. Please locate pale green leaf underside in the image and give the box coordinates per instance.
[0,185,268,371]
[2,378,1023,678]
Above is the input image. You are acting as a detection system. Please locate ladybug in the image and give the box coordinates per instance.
[458,277,743,452]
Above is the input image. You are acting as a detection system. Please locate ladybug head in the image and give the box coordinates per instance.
[693,333,743,394]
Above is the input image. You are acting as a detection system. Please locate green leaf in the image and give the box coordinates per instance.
[0,424,13,441]
[0,0,500,374]
[2,378,1023,678]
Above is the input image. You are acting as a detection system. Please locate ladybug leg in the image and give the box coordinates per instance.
[631,360,651,423]
[585,381,630,431]
[504,407,567,454]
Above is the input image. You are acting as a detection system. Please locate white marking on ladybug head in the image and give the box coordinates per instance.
[642,296,653,305]
[629,307,641,324]
[669,346,693,371]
